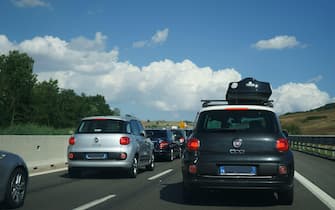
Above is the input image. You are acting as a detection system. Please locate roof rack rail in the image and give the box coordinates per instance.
[201,99,274,108]
[201,99,228,107]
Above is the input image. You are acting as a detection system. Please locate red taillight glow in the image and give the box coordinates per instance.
[120,152,127,160]
[69,136,75,145]
[187,138,200,151]
[188,165,197,174]
[120,137,130,145]
[224,107,249,111]
[276,138,289,152]
[278,165,288,175]
[159,141,169,149]
[68,153,74,159]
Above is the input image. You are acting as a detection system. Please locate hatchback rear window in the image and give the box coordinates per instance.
[197,110,278,133]
[76,119,127,134]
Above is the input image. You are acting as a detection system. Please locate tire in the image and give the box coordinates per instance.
[4,167,27,209]
[182,182,198,203]
[68,168,81,178]
[128,156,138,178]
[168,149,174,161]
[178,148,182,159]
[277,187,294,205]
[146,153,155,171]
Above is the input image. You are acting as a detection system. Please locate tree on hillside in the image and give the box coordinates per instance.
[0,51,36,126]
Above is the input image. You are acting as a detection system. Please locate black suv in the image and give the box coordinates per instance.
[182,78,294,204]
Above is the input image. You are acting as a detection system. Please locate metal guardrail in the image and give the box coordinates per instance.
[289,135,335,160]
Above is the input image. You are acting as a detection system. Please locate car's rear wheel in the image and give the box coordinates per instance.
[277,187,294,205]
[5,167,27,209]
[146,153,155,171]
[128,156,138,178]
[68,167,81,178]
[182,182,199,203]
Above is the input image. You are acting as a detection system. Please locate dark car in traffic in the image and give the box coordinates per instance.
[171,129,187,151]
[0,151,28,209]
[146,129,182,161]
[182,78,294,205]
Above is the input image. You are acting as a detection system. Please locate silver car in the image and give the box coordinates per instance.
[0,151,28,209]
[67,115,155,178]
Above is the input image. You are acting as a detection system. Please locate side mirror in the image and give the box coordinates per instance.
[282,130,289,138]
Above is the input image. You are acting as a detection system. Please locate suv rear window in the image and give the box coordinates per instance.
[197,110,278,133]
[77,119,127,134]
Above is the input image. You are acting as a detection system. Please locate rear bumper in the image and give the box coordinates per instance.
[183,174,294,191]
[68,159,132,169]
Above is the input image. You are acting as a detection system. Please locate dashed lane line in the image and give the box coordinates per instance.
[72,194,116,210]
[147,169,173,181]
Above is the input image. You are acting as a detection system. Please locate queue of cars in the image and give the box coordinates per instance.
[1,78,294,208]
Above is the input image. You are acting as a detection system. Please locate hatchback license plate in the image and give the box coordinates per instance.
[219,166,256,175]
[86,153,107,160]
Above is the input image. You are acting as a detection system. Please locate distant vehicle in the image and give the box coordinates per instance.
[182,78,294,204]
[146,129,182,161]
[67,115,155,178]
[0,151,28,209]
[171,129,187,151]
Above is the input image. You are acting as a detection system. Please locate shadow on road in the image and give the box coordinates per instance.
[160,182,279,207]
[60,168,146,180]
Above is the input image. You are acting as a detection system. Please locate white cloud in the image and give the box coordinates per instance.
[151,28,169,44]
[253,35,301,50]
[133,28,169,48]
[0,34,333,119]
[11,0,50,8]
[69,32,107,51]
[272,83,331,114]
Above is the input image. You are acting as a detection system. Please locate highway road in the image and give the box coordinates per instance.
[1,151,334,210]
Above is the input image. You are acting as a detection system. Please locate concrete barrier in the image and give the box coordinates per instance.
[0,135,69,173]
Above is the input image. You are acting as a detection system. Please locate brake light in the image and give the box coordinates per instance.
[69,136,75,145]
[159,141,169,149]
[68,153,74,159]
[224,107,249,111]
[276,138,289,152]
[189,164,197,174]
[187,138,200,151]
[120,137,130,145]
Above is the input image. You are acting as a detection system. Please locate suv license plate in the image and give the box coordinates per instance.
[219,166,256,175]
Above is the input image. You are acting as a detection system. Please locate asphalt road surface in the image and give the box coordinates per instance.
[2,151,334,210]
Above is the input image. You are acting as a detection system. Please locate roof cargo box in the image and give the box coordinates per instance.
[226,77,272,105]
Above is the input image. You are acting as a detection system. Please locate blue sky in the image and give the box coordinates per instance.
[1,0,334,121]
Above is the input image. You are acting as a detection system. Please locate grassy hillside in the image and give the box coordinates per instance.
[280,103,335,135]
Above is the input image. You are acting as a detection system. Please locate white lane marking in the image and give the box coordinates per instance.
[295,170,335,210]
[148,169,173,181]
[72,194,116,210]
[30,167,67,177]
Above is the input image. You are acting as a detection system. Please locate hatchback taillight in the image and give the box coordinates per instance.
[120,137,130,145]
[159,141,169,149]
[276,138,289,152]
[187,138,200,151]
[69,136,75,145]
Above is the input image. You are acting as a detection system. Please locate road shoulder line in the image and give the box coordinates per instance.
[72,194,116,210]
[295,170,335,210]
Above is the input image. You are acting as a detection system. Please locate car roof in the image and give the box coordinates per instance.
[81,115,139,121]
[199,104,275,113]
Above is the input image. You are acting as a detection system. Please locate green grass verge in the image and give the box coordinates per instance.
[0,124,74,135]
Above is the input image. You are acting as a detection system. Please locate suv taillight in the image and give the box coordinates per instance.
[69,136,75,145]
[276,138,289,152]
[187,138,200,151]
[159,141,169,149]
[120,137,130,145]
